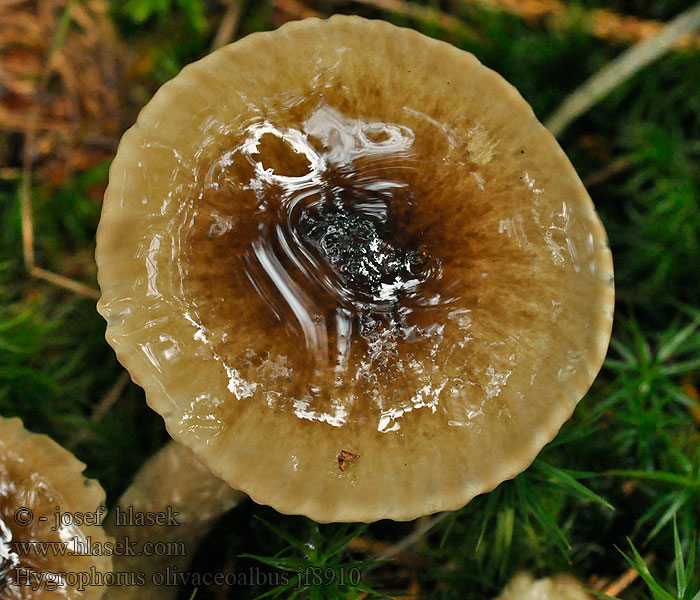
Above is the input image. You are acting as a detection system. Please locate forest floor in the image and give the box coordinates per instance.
[1,0,700,598]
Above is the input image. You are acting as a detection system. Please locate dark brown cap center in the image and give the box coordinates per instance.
[295,184,438,310]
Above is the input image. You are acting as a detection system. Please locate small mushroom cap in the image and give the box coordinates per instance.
[494,573,592,600]
[97,16,614,522]
[0,416,112,598]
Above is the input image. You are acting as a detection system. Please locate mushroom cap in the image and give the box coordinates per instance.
[494,573,592,600]
[96,16,614,522]
[0,416,112,598]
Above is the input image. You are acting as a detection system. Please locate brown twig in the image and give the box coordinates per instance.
[0,168,21,180]
[29,266,100,300]
[468,0,700,48]
[601,554,654,597]
[362,512,450,577]
[20,174,35,270]
[18,0,102,300]
[682,377,700,426]
[583,155,633,187]
[348,536,391,555]
[91,371,131,422]
[346,0,477,37]
[0,112,72,133]
[546,2,700,136]
[68,370,131,448]
[211,0,244,50]
[274,0,322,19]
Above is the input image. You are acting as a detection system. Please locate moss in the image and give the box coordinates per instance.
[2,1,700,598]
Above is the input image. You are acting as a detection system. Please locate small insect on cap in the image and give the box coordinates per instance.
[0,416,112,598]
[96,15,614,523]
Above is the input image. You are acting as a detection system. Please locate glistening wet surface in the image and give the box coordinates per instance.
[97,17,614,520]
[166,98,593,435]
[0,514,19,591]
[0,416,113,596]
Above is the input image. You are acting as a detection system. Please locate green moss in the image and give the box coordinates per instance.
[2,1,700,598]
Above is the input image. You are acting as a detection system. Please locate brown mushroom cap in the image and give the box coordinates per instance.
[0,416,112,598]
[96,16,614,522]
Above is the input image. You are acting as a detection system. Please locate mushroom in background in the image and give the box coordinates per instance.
[0,415,242,600]
[96,15,614,523]
[0,415,112,599]
[103,441,244,600]
[494,573,592,600]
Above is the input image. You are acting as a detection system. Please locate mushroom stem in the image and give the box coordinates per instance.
[103,441,245,599]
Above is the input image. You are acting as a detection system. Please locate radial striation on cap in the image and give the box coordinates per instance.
[96,15,614,522]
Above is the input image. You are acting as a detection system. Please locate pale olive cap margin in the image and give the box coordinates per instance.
[96,15,614,523]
